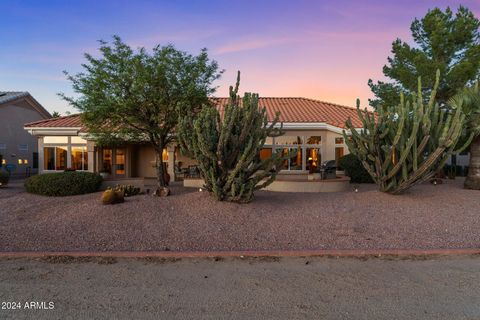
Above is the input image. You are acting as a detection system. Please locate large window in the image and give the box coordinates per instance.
[71,147,88,171]
[44,147,55,170]
[306,148,321,172]
[265,135,325,171]
[115,148,126,175]
[102,149,113,174]
[42,136,88,171]
[43,146,67,170]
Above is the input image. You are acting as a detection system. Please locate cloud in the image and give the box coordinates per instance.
[215,36,301,54]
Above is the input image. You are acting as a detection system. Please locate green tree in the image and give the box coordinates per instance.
[177,72,287,203]
[345,72,472,194]
[453,82,480,189]
[51,111,61,118]
[368,6,480,109]
[60,36,221,194]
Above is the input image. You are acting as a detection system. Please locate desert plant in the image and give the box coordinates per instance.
[108,184,141,197]
[0,170,10,187]
[338,154,374,183]
[177,72,288,203]
[344,71,473,194]
[101,189,124,205]
[453,82,480,189]
[25,172,102,196]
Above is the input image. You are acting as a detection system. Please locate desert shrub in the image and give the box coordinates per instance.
[444,165,469,178]
[0,170,10,186]
[101,189,124,205]
[25,171,102,196]
[108,184,141,197]
[338,154,374,184]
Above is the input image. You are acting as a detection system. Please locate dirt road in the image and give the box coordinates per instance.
[1,255,479,319]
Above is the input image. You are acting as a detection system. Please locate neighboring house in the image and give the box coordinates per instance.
[24,97,364,184]
[0,92,51,177]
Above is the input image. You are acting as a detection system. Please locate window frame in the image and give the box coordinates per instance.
[263,135,324,172]
[42,136,88,172]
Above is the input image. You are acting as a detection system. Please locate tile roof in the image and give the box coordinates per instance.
[214,97,365,129]
[24,114,85,130]
[24,98,367,131]
[0,91,30,105]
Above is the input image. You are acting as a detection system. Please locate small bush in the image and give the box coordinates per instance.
[444,165,469,178]
[0,170,10,186]
[108,184,141,197]
[338,153,374,184]
[101,189,124,205]
[25,171,102,196]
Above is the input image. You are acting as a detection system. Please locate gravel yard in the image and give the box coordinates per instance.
[0,179,479,252]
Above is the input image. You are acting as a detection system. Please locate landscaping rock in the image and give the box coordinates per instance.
[153,187,170,197]
[101,189,124,205]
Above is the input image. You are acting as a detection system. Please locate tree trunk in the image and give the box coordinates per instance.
[155,149,167,188]
[465,135,480,190]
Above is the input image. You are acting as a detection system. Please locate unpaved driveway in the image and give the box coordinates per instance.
[1,255,479,319]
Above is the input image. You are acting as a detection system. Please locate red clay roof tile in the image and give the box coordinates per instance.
[24,98,366,131]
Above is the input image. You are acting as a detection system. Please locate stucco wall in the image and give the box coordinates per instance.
[135,145,157,178]
[131,129,349,180]
[0,99,49,177]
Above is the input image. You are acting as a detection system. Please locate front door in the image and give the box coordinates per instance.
[115,148,126,177]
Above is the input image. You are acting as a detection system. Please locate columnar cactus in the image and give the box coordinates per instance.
[177,72,287,203]
[344,71,472,194]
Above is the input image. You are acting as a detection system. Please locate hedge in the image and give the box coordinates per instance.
[25,171,103,196]
[338,153,374,184]
[0,170,9,186]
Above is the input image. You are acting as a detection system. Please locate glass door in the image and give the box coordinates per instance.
[115,148,126,176]
[306,148,321,173]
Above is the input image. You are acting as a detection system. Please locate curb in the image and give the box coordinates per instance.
[0,248,479,259]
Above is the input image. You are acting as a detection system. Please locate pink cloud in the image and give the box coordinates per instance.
[215,36,301,54]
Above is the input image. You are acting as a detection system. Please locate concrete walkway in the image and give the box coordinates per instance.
[1,255,479,319]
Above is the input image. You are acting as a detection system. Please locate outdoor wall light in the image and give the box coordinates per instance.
[18,159,23,164]
[23,159,28,164]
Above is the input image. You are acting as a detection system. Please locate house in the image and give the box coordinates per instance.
[24,97,364,189]
[0,92,51,177]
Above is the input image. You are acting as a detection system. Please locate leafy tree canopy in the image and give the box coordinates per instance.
[368,6,480,109]
[60,36,222,188]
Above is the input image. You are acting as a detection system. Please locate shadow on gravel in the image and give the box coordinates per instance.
[38,256,118,264]
[4,253,477,265]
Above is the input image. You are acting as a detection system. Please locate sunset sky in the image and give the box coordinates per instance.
[1,0,479,114]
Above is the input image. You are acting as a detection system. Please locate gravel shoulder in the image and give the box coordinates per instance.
[1,255,480,319]
[0,178,479,252]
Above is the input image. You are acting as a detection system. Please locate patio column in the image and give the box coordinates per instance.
[67,137,72,169]
[38,137,44,174]
[87,140,95,173]
[167,146,175,182]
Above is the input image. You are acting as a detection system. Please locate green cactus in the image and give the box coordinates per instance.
[177,71,288,203]
[344,70,473,194]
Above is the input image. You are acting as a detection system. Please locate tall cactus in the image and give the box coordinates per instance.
[177,71,287,203]
[344,71,473,194]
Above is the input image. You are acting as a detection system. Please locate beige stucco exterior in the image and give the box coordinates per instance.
[0,96,50,177]
[28,126,349,184]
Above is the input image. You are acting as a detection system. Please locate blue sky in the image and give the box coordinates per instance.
[1,0,479,114]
